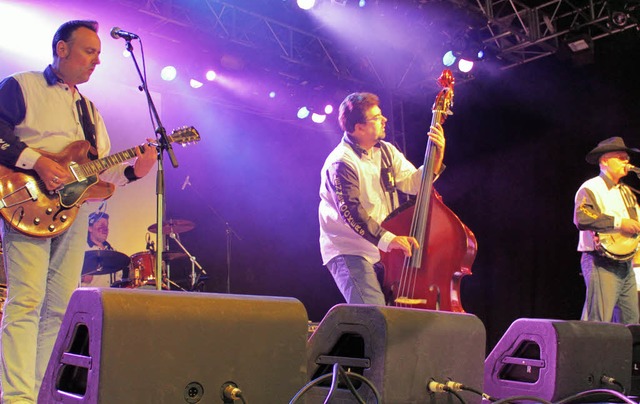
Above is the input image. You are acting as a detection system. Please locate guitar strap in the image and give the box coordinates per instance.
[620,184,639,220]
[379,142,397,211]
[76,94,98,161]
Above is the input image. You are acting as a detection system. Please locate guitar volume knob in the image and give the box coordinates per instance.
[33,218,40,225]
[45,208,53,215]
[48,225,55,232]
[60,215,67,222]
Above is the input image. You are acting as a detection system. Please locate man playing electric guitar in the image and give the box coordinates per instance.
[0,20,156,402]
[574,136,640,324]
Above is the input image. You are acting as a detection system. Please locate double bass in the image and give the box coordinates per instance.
[380,70,477,312]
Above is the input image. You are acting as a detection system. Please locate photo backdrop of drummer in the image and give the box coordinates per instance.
[80,211,130,287]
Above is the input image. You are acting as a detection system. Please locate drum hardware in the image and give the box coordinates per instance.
[148,219,206,291]
[116,251,187,290]
[146,218,199,291]
[163,251,187,261]
[82,250,130,276]
[147,219,195,235]
[178,183,241,293]
[167,231,206,291]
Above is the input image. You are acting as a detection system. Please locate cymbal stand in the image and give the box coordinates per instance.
[165,276,186,291]
[120,36,179,292]
[182,180,241,293]
[168,232,206,291]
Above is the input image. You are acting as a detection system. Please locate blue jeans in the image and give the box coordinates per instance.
[327,255,386,305]
[581,252,639,324]
[0,205,90,403]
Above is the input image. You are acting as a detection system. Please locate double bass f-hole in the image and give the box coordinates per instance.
[380,69,477,313]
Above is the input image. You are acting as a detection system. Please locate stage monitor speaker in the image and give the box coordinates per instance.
[39,288,309,403]
[626,324,640,396]
[306,304,486,403]
[484,318,632,402]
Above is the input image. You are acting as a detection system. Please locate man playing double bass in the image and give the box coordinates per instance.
[318,92,445,305]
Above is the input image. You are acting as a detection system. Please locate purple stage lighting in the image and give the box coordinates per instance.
[161,66,177,81]
[311,113,326,123]
[297,107,310,119]
[206,70,217,81]
[297,0,316,10]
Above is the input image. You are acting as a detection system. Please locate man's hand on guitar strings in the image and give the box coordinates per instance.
[132,138,157,179]
[33,155,73,191]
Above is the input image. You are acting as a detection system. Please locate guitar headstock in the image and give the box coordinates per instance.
[169,126,201,146]
[432,69,455,124]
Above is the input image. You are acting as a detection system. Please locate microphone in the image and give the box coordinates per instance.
[181,175,191,190]
[145,233,155,251]
[110,27,139,41]
[626,164,640,174]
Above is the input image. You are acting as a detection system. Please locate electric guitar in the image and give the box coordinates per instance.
[0,126,200,238]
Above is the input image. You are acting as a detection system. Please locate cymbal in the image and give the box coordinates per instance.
[147,219,195,235]
[163,251,187,261]
[82,250,130,276]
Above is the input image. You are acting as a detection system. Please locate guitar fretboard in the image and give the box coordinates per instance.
[78,146,142,178]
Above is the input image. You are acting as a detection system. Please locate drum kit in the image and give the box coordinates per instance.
[81,218,204,291]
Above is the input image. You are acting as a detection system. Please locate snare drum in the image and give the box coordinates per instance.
[127,251,167,289]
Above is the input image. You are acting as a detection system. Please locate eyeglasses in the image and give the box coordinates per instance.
[366,115,385,122]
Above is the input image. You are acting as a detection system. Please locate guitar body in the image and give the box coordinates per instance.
[0,141,115,238]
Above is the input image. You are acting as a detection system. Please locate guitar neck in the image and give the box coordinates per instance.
[78,145,143,178]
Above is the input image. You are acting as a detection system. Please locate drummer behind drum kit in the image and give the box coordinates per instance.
[81,219,201,291]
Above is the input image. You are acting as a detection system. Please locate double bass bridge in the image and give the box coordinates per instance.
[395,297,428,305]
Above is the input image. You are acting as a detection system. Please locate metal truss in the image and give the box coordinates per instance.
[471,0,640,69]
[111,0,450,94]
[113,0,640,85]
[119,0,380,86]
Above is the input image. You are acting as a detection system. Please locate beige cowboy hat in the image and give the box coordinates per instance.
[585,137,640,164]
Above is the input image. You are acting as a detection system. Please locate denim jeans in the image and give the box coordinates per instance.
[0,205,89,403]
[327,255,386,305]
[580,252,639,324]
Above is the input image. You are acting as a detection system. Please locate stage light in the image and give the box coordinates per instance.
[269,91,277,98]
[443,27,486,72]
[160,66,177,81]
[311,113,327,123]
[190,79,203,89]
[324,104,334,114]
[205,70,217,81]
[458,59,474,73]
[297,0,316,10]
[560,32,594,66]
[611,11,628,26]
[297,107,310,119]
[566,37,590,52]
[359,0,366,6]
[442,50,456,67]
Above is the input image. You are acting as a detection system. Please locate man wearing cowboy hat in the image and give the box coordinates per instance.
[574,136,640,324]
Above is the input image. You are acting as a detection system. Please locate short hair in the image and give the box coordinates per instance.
[338,92,380,133]
[52,20,99,57]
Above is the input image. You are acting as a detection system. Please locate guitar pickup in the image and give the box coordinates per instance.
[69,162,86,182]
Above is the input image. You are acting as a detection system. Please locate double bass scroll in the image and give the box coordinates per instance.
[380,69,477,312]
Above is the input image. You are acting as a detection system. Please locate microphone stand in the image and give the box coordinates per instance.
[122,38,179,291]
[183,180,241,293]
